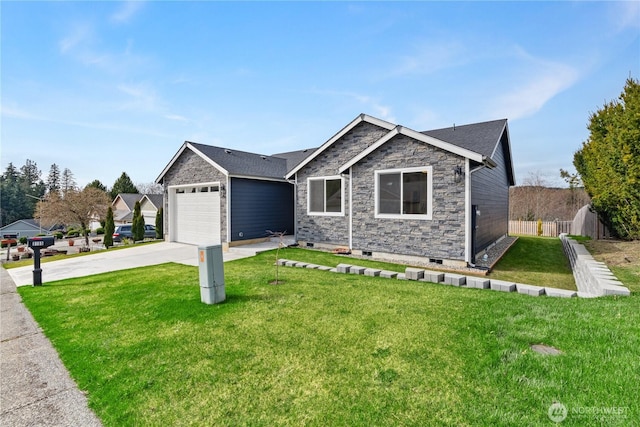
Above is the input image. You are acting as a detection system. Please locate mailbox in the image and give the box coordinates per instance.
[27,236,55,249]
[27,236,56,286]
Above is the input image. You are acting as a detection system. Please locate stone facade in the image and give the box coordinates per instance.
[160,149,228,243]
[295,124,467,263]
[351,135,466,261]
[295,121,389,245]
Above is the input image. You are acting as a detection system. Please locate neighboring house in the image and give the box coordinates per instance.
[112,193,162,226]
[140,194,163,226]
[0,219,55,238]
[155,143,312,248]
[286,114,515,267]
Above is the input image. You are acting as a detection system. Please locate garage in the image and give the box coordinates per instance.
[170,183,221,245]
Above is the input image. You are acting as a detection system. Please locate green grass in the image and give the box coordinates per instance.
[489,236,577,291]
[18,247,639,426]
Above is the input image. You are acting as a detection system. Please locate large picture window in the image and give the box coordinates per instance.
[307,176,344,216]
[375,166,432,219]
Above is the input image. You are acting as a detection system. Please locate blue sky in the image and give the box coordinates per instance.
[2,1,639,189]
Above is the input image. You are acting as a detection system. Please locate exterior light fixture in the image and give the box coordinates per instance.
[454,165,464,183]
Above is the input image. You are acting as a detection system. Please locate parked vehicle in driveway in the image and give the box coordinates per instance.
[113,224,156,242]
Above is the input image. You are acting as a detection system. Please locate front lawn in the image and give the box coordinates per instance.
[18,247,639,426]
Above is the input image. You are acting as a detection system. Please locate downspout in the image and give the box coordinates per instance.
[226,176,231,247]
[348,167,353,250]
[293,173,298,242]
[465,158,471,264]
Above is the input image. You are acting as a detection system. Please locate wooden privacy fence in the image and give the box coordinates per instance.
[509,220,573,237]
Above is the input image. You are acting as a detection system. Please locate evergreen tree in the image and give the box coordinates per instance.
[85,179,108,193]
[61,168,77,194]
[131,201,145,241]
[574,78,640,239]
[0,160,45,226]
[47,163,61,195]
[103,206,115,248]
[110,172,139,200]
[155,207,163,239]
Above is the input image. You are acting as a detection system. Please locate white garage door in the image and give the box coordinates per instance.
[173,184,221,245]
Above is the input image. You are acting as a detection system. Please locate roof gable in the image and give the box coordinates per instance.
[112,193,143,210]
[285,114,396,179]
[339,125,486,174]
[140,194,163,209]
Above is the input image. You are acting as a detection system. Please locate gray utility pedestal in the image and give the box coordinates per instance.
[198,244,225,304]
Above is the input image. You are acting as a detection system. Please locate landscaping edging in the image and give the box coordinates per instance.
[559,234,630,297]
[277,259,584,298]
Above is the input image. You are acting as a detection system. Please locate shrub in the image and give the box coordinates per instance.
[96,227,105,235]
[54,232,64,239]
[19,237,28,244]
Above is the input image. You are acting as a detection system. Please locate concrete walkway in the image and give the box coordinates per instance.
[0,239,288,425]
[1,267,102,426]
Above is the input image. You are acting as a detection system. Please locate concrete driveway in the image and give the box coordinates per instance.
[6,240,289,287]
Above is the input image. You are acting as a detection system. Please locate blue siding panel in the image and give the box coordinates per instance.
[470,131,511,254]
[230,178,294,241]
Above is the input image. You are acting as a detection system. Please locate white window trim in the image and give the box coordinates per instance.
[307,175,345,216]
[375,166,433,220]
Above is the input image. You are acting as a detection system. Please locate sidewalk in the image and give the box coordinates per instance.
[0,267,102,426]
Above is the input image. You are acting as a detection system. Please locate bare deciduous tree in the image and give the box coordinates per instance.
[35,187,110,246]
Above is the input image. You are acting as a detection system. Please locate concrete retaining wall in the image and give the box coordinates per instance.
[559,234,630,297]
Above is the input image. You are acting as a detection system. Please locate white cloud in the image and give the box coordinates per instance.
[486,47,580,120]
[389,40,469,77]
[117,82,162,112]
[164,114,189,122]
[612,1,640,31]
[0,104,40,120]
[58,23,93,54]
[110,1,145,25]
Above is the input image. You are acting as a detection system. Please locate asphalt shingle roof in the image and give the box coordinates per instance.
[189,142,291,179]
[421,119,507,159]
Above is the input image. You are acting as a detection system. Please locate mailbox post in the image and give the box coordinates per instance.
[4,234,18,262]
[27,236,55,286]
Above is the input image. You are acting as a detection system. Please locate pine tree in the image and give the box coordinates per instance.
[104,207,115,248]
[110,172,139,200]
[46,163,61,195]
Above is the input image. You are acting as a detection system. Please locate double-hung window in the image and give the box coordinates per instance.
[307,176,344,216]
[375,166,432,219]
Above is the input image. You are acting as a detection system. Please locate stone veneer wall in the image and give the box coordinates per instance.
[295,121,390,245]
[351,135,466,261]
[296,122,468,263]
[161,149,228,243]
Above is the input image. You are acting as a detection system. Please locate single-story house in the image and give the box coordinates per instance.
[155,142,312,248]
[157,113,514,266]
[0,219,56,239]
[285,114,515,267]
[112,193,163,226]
